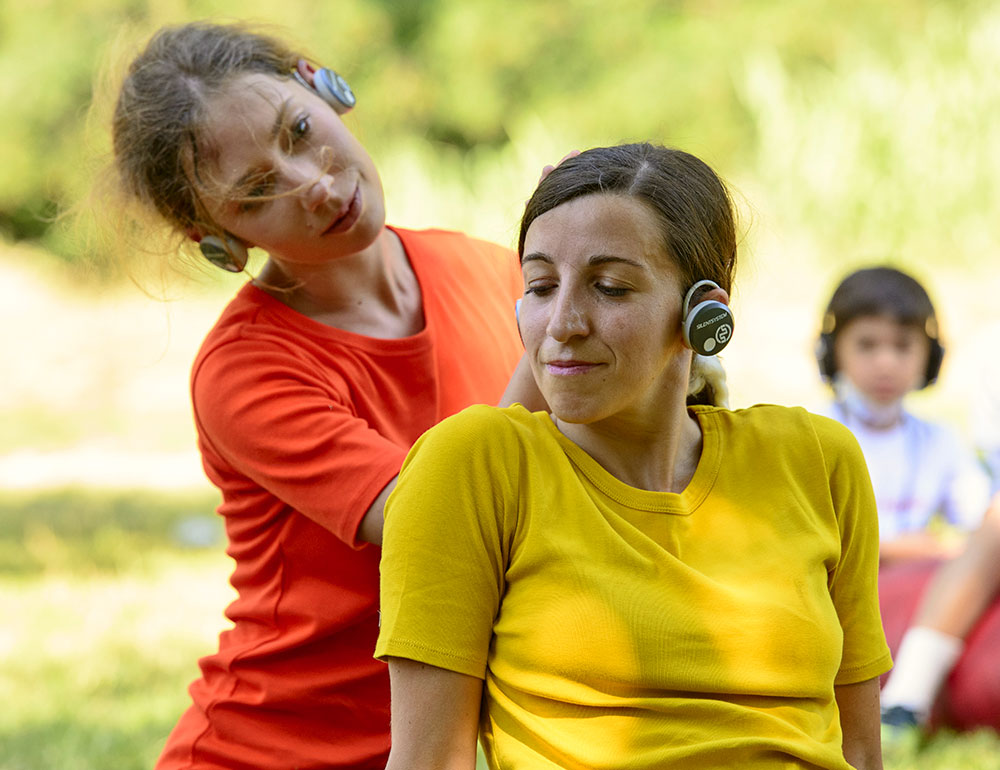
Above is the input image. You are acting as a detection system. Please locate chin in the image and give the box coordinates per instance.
[547,399,606,426]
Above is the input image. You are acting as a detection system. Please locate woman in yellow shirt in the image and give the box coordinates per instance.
[376,143,890,769]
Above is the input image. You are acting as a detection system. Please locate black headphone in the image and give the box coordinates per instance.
[815,315,945,388]
[514,282,735,357]
[683,280,734,356]
[198,62,357,271]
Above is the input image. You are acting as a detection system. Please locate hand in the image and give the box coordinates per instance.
[538,150,580,184]
[527,150,580,205]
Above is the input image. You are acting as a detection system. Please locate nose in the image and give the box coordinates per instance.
[283,155,335,212]
[545,288,589,343]
[304,172,335,213]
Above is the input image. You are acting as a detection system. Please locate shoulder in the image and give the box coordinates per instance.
[700,403,854,443]
[191,291,351,420]
[698,403,863,469]
[398,405,543,495]
[390,226,515,262]
[411,403,539,455]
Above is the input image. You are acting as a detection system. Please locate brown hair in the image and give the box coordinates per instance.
[519,143,738,295]
[112,21,301,235]
[823,265,937,335]
[518,143,740,407]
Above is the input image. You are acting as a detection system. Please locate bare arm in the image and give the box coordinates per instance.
[878,530,962,567]
[913,494,1000,638]
[356,476,396,546]
[384,657,483,770]
[499,353,548,411]
[835,677,883,770]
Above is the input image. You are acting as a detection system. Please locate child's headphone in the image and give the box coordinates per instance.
[815,314,945,388]
[682,280,734,356]
[197,61,357,271]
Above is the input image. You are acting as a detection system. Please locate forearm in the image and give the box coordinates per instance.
[836,677,883,769]
[914,496,1000,638]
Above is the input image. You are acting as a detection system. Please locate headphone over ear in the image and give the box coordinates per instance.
[198,233,248,273]
[683,280,734,356]
[815,316,945,388]
[292,61,357,113]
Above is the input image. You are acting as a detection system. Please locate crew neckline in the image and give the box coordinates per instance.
[537,405,722,514]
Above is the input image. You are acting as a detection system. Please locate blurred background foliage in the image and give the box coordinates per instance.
[3,0,997,278]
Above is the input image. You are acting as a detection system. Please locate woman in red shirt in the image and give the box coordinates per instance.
[109,20,538,769]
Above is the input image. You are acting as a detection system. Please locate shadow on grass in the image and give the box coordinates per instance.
[0,487,223,576]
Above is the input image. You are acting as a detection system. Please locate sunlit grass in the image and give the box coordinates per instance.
[1,546,234,769]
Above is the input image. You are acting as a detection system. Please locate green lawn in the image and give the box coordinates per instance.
[2,489,997,769]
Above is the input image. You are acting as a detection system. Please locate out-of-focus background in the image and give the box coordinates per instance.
[2,1,999,767]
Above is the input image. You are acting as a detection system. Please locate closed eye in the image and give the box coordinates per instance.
[525,283,556,296]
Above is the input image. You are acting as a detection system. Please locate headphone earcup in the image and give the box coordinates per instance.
[816,332,837,382]
[923,339,945,387]
[683,299,734,356]
[199,234,248,273]
[313,68,357,112]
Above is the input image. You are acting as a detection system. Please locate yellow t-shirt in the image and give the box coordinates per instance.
[376,403,891,769]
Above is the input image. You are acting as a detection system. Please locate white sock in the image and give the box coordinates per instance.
[881,626,964,721]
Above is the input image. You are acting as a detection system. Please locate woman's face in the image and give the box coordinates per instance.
[519,193,690,425]
[191,73,385,263]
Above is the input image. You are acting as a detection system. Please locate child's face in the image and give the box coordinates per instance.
[834,315,931,405]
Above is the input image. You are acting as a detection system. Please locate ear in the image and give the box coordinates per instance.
[682,280,735,356]
[689,282,730,309]
[295,59,355,115]
[295,59,318,89]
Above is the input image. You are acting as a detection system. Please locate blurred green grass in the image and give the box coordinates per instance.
[2,488,998,769]
[0,489,232,769]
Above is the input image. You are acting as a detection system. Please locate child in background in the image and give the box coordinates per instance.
[879,344,1000,730]
[816,266,991,566]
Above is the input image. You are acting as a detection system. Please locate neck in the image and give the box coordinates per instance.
[554,379,703,494]
[255,228,423,338]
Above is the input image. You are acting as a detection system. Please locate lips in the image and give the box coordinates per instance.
[545,360,601,376]
[323,186,361,235]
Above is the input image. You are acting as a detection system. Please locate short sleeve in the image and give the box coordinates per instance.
[193,338,405,546]
[375,405,520,678]
[810,414,893,685]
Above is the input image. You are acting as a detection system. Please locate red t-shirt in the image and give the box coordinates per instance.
[155,227,524,769]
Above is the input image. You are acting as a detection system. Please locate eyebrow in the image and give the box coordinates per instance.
[223,98,292,201]
[521,252,645,269]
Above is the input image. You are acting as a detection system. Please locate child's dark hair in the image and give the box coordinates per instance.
[822,266,938,337]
